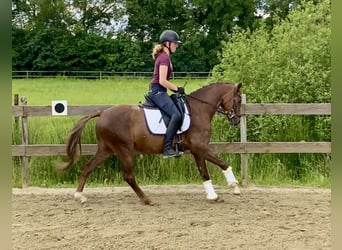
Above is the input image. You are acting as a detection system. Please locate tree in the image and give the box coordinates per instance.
[13,0,312,72]
[12,26,30,70]
[213,0,331,103]
[125,0,257,71]
[212,0,331,180]
[12,0,73,31]
[102,32,146,71]
[189,0,256,68]
[125,0,191,70]
[70,0,125,36]
[22,28,73,70]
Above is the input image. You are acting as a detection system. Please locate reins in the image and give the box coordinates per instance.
[186,94,233,116]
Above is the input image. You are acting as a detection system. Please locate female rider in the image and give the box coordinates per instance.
[148,30,185,158]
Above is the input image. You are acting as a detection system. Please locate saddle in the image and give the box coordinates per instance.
[140,94,191,135]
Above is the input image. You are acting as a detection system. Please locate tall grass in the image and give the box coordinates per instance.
[12,78,330,188]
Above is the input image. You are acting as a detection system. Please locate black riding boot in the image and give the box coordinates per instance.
[163,116,183,158]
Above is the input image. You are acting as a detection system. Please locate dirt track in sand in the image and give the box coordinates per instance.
[12,185,331,250]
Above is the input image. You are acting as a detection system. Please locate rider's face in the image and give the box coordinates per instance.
[170,42,179,53]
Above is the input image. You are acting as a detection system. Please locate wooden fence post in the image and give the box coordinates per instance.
[240,94,248,187]
[20,96,30,188]
[14,94,19,128]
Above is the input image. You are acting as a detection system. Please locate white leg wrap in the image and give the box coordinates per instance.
[223,167,241,195]
[203,180,218,200]
[74,192,87,203]
[223,166,238,185]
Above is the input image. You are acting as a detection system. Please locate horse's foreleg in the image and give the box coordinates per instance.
[75,150,111,203]
[205,151,241,195]
[193,153,222,202]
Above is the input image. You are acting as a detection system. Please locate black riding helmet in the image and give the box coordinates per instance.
[159,30,182,44]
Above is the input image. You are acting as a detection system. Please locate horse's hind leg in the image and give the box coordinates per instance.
[116,150,152,205]
[74,148,111,203]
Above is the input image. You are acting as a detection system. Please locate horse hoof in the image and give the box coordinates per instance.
[208,196,224,203]
[142,199,154,206]
[232,185,241,195]
[229,182,241,195]
[74,192,87,203]
[233,186,241,195]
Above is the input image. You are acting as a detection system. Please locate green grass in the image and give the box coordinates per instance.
[12,78,209,105]
[12,78,331,188]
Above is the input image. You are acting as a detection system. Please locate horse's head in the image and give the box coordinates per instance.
[219,83,242,126]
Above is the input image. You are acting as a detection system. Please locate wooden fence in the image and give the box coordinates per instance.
[12,94,331,188]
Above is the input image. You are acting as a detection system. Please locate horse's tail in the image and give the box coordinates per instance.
[55,110,102,172]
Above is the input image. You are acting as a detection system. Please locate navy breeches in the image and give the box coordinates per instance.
[148,90,182,123]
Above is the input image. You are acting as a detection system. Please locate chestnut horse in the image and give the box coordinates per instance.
[57,82,242,205]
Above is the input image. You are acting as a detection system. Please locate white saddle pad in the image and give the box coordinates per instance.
[143,105,191,135]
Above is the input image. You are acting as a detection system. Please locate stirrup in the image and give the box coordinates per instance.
[163,147,183,158]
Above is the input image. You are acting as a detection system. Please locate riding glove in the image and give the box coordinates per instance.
[176,87,185,95]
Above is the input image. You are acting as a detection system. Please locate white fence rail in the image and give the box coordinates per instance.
[12,71,212,79]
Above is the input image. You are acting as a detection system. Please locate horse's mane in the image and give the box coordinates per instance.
[189,82,235,96]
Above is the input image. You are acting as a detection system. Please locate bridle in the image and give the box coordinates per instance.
[219,93,240,120]
[187,92,240,121]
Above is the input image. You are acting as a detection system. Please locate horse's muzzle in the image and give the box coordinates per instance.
[228,115,241,126]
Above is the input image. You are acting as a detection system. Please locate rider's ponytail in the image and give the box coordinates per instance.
[151,44,164,59]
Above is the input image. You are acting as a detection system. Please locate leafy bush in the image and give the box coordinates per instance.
[211,0,331,186]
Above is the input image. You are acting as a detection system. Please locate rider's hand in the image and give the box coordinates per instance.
[176,87,185,95]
